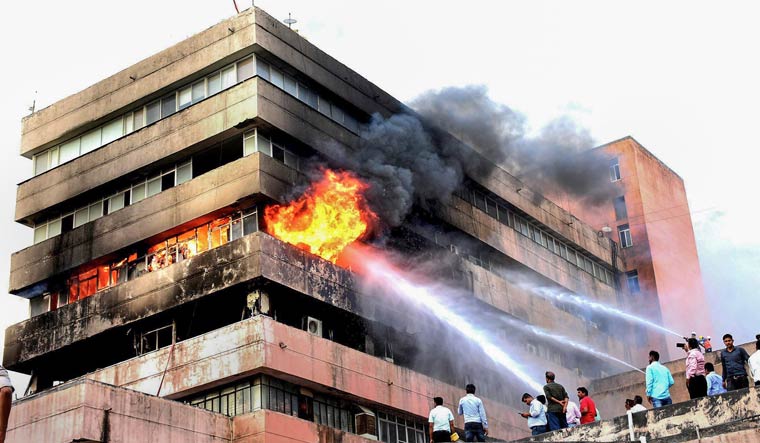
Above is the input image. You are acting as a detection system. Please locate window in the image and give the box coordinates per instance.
[138,323,175,355]
[297,84,318,108]
[613,196,628,220]
[178,86,192,109]
[160,93,177,118]
[146,101,161,125]
[237,57,254,81]
[101,118,124,145]
[80,129,102,154]
[191,80,206,103]
[221,66,236,89]
[207,72,222,95]
[626,270,641,294]
[618,224,632,248]
[610,157,621,181]
[377,411,425,443]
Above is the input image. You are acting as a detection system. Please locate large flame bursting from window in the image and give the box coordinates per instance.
[264,169,377,263]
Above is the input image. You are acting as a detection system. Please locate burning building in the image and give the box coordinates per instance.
[4,7,654,442]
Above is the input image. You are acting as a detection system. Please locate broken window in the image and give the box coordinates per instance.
[138,323,175,355]
[614,196,628,220]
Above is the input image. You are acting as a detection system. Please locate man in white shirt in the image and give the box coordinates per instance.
[630,395,647,413]
[429,397,455,443]
[520,393,547,436]
[750,336,760,387]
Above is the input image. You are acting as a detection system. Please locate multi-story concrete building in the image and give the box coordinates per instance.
[562,137,712,357]
[4,8,648,442]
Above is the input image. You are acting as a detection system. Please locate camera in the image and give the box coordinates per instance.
[676,343,686,348]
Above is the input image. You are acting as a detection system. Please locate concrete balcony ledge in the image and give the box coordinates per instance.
[5,376,381,443]
[6,378,231,442]
[17,78,262,222]
[84,315,527,440]
[513,387,760,443]
[10,153,297,294]
[20,10,260,157]
[4,233,359,370]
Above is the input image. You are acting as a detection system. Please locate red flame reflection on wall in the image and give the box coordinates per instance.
[264,169,377,263]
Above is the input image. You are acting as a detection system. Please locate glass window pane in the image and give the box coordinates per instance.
[284,151,298,169]
[34,153,49,175]
[177,162,192,184]
[243,213,258,235]
[89,201,103,221]
[298,84,318,108]
[161,93,177,118]
[208,73,221,95]
[34,225,47,244]
[125,113,134,133]
[270,68,284,88]
[192,80,205,102]
[48,147,59,167]
[331,106,345,124]
[255,58,269,80]
[257,134,272,156]
[147,177,161,196]
[146,101,160,124]
[80,129,102,154]
[109,193,125,212]
[222,66,236,88]
[101,118,124,145]
[60,139,81,163]
[134,108,145,129]
[284,75,297,96]
[238,56,254,81]
[243,132,257,156]
[48,219,62,237]
[74,208,89,227]
[179,87,192,109]
[272,145,284,162]
[132,183,146,203]
[317,97,331,116]
[231,219,243,240]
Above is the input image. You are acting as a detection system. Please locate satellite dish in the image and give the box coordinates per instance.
[284,13,297,28]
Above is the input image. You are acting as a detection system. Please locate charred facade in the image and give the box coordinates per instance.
[5,7,651,442]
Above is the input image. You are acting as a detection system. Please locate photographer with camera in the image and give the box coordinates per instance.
[683,338,707,399]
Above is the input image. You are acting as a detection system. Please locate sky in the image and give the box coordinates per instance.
[1,0,758,395]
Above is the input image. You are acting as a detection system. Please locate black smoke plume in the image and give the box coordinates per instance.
[412,85,616,206]
[319,85,615,228]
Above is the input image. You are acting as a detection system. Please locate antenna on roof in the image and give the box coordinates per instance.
[284,13,297,29]
[28,90,37,114]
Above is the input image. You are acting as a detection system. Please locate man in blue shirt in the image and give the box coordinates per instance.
[458,384,488,442]
[645,350,674,408]
[705,362,727,396]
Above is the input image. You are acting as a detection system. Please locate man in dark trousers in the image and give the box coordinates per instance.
[543,371,569,431]
[458,384,488,441]
[721,333,751,391]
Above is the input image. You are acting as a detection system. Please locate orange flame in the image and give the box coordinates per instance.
[264,169,377,263]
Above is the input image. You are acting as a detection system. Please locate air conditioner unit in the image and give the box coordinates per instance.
[355,406,378,440]
[306,317,322,337]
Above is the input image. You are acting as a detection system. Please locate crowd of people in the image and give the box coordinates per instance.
[428,332,760,442]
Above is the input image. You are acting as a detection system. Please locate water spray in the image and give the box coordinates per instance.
[530,286,682,339]
[348,248,545,393]
[493,313,644,374]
